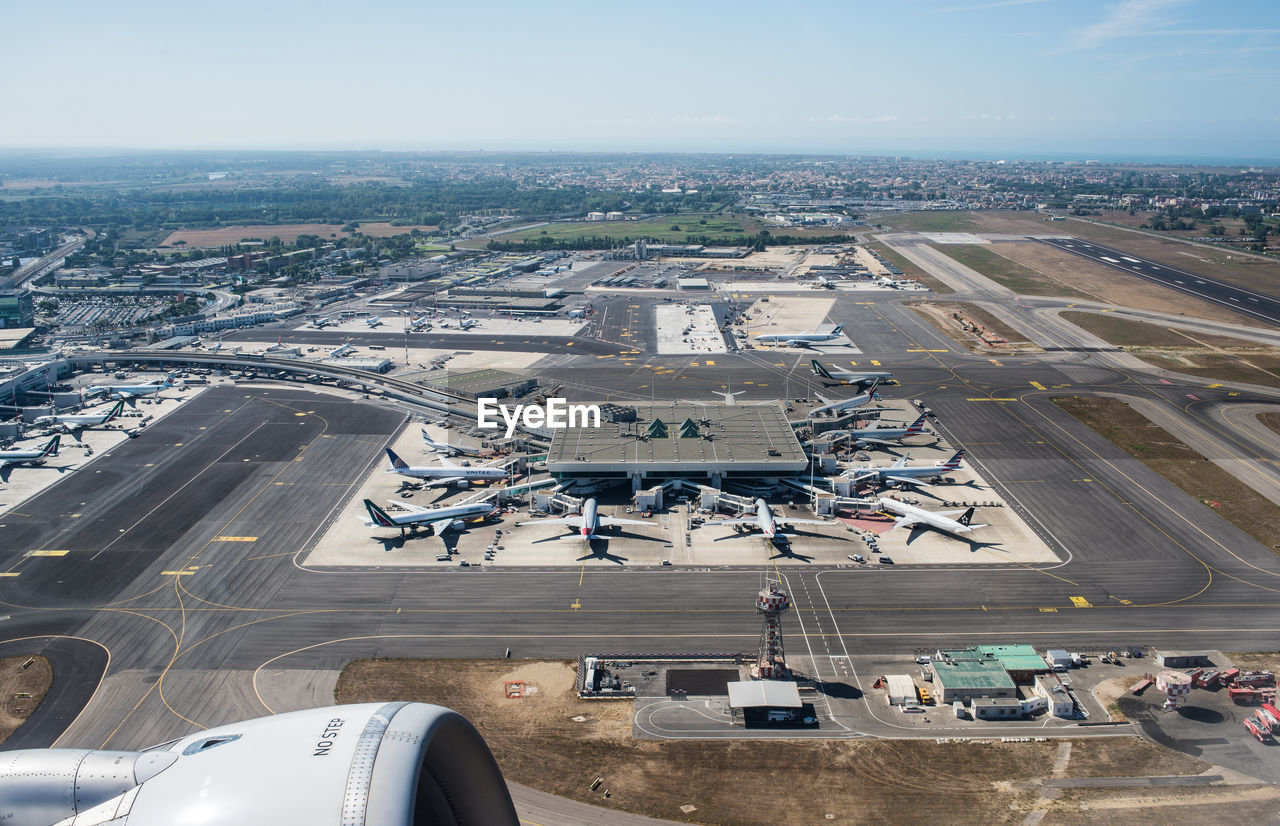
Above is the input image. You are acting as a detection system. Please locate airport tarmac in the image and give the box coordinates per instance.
[294,316,589,338]
[653,303,727,355]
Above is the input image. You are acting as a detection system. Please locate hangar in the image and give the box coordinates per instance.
[546,401,808,490]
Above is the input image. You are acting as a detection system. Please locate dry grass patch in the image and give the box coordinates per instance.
[0,655,52,745]
[866,241,954,294]
[909,301,1036,353]
[1053,396,1280,551]
[935,244,1091,299]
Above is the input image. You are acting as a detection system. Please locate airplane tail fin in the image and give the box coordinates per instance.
[385,448,410,469]
[810,359,835,379]
[42,435,60,458]
[905,414,927,434]
[831,324,844,335]
[957,507,976,527]
[363,499,397,528]
[941,449,965,469]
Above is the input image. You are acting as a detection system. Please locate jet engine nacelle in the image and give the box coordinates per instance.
[0,702,517,826]
[450,519,466,532]
[455,480,471,489]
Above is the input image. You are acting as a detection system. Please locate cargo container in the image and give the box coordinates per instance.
[1129,678,1152,695]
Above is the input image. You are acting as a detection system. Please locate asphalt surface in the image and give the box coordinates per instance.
[1039,237,1280,327]
[5,236,1280,817]
[226,327,629,355]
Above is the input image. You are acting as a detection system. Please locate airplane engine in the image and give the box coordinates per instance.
[0,702,517,826]
[450,519,466,532]
[456,480,471,489]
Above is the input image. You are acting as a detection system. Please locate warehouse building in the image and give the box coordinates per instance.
[938,645,1050,683]
[546,401,809,490]
[930,660,1017,704]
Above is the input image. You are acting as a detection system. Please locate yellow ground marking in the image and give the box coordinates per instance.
[1069,596,1093,608]
[967,398,1018,402]
[704,359,715,366]
[160,571,194,576]
[1100,308,1115,313]
[570,600,581,610]
[25,550,68,557]
[173,443,183,447]
[1038,608,1058,613]
[870,360,881,366]
[1029,381,1046,390]
[596,354,614,359]
[689,362,699,367]
[989,358,1003,366]
[565,342,572,346]
[294,412,307,417]
[213,536,257,542]
[744,381,754,385]
[1206,383,1221,388]
[1228,391,1239,396]
[0,573,20,577]
[908,349,949,353]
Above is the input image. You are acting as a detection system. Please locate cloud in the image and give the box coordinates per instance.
[814,114,902,123]
[1072,0,1191,49]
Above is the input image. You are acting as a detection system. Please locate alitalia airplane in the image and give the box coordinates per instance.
[708,497,830,540]
[362,498,497,540]
[0,435,60,467]
[384,449,508,487]
[32,400,124,432]
[810,360,897,389]
[516,497,649,540]
[807,380,883,418]
[96,374,175,400]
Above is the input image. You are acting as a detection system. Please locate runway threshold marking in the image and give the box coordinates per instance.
[1069,596,1093,608]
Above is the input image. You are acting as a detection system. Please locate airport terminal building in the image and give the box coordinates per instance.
[546,401,808,489]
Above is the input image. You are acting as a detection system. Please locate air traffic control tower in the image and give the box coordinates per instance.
[546,401,808,490]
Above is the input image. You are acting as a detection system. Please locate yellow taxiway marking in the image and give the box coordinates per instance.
[968,398,1018,402]
[565,342,572,346]
[0,573,19,578]
[704,359,715,366]
[870,360,881,366]
[570,600,581,610]
[1228,391,1239,396]
[596,354,614,359]
[213,536,258,542]
[989,358,1003,366]
[160,570,194,576]
[907,349,949,353]
[1206,383,1221,388]
[1030,381,1046,390]
[1069,596,1093,608]
[173,443,184,447]
[689,362,699,367]
[1038,608,1058,613]
[25,550,69,557]
[294,412,307,417]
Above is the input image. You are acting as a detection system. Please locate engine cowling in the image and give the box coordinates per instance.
[0,702,516,826]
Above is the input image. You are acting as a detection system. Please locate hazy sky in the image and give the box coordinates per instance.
[4,0,1278,160]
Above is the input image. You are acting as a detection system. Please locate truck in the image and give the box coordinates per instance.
[1229,686,1264,704]
[1244,717,1272,743]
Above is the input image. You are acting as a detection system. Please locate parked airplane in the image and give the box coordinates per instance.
[459,318,478,330]
[879,497,986,540]
[849,449,966,489]
[384,448,507,487]
[811,414,927,449]
[876,276,918,289]
[32,400,124,432]
[329,339,355,358]
[362,498,496,540]
[365,316,383,328]
[0,435,60,467]
[311,316,334,328]
[422,429,487,458]
[807,380,882,418]
[265,335,289,352]
[753,323,845,348]
[517,497,649,540]
[407,313,432,331]
[810,360,897,389]
[97,374,175,400]
[708,497,829,540]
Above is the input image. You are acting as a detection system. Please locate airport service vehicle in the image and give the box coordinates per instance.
[848,449,966,489]
[753,323,845,348]
[384,448,507,487]
[878,497,987,541]
[362,498,496,540]
[421,428,487,458]
[0,703,517,826]
[31,400,124,432]
[94,374,176,400]
[810,359,896,389]
[0,435,60,467]
[807,381,884,418]
[516,497,648,540]
[708,497,830,540]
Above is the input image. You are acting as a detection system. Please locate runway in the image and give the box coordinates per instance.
[1039,237,1280,327]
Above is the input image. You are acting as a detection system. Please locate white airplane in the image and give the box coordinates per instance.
[877,276,918,289]
[0,435,60,467]
[362,497,496,540]
[312,316,334,328]
[365,316,383,328]
[459,318,478,330]
[32,400,124,432]
[422,429,487,458]
[708,497,830,540]
[754,323,845,348]
[384,448,507,487]
[810,414,928,449]
[265,335,289,352]
[517,497,649,540]
[97,374,176,400]
[879,497,987,540]
[329,340,355,358]
[849,449,966,489]
[810,360,897,388]
[0,703,517,826]
[808,380,883,417]
[810,275,836,289]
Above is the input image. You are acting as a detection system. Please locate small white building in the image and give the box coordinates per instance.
[1044,649,1072,669]
[885,674,917,706]
[1033,675,1074,718]
[586,212,606,221]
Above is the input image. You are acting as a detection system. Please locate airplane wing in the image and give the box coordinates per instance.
[430,517,461,535]
[848,470,880,483]
[391,500,433,514]
[779,518,830,527]
[892,516,920,529]
[881,475,927,488]
[854,436,895,446]
[516,516,581,527]
[438,455,459,468]
[598,515,652,528]
[708,517,757,527]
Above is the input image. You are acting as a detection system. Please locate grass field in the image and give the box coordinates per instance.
[499,213,755,245]
[935,244,1091,298]
[1139,353,1280,389]
[1059,312,1261,350]
[1054,395,1280,550]
[865,241,954,293]
[0,655,51,745]
[876,211,978,232]
[336,657,1230,825]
